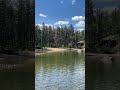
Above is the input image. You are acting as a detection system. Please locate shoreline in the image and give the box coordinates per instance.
[86,53,120,57]
[35,47,85,55]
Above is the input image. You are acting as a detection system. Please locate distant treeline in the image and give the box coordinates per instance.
[86,0,120,53]
[0,0,34,54]
[35,23,85,48]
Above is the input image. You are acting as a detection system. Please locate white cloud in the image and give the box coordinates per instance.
[36,24,42,27]
[72,16,85,21]
[54,21,69,25]
[45,24,53,27]
[37,24,53,27]
[60,1,63,4]
[35,24,42,29]
[78,28,85,31]
[75,21,85,27]
[36,24,59,30]
[72,0,76,5]
[39,13,47,18]
[36,24,54,29]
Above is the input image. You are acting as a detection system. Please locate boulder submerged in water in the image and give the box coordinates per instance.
[100,56,113,64]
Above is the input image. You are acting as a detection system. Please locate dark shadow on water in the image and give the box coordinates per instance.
[0,72,34,90]
[86,55,120,90]
[0,54,35,90]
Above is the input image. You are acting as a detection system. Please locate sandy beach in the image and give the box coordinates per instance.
[35,48,85,55]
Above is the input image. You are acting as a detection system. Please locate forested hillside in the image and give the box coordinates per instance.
[86,0,120,53]
[0,0,34,54]
[35,23,85,48]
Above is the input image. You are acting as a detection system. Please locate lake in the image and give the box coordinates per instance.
[35,51,85,90]
[86,55,120,90]
[0,55,34,90]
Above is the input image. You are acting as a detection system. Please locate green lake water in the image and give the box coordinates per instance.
[35,51,85,90]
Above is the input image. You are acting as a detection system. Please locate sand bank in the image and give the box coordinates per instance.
[35,48,85,55]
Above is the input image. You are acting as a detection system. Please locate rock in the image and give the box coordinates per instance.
[101,56,113,64]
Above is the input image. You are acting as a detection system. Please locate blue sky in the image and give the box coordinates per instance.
[35,0,85,31]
